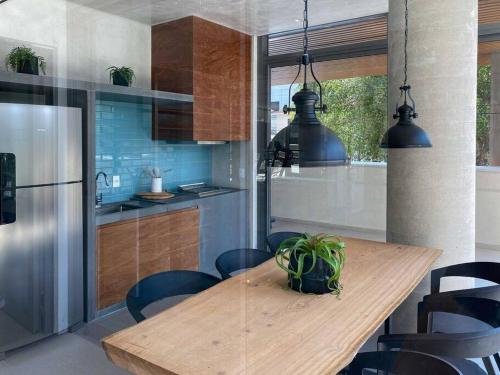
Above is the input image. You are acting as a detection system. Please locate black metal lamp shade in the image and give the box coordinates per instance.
[380,103,432,148]
[380,0,432,150]
[267,0,348,167]
[269,88,347,167]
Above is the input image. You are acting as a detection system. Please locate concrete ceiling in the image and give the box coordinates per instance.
[66,0,388,35]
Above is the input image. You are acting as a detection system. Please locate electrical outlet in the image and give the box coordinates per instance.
[112,175,120,188]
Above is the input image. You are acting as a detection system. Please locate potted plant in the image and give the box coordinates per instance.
[275,233,346,295]
[5,46,46,75]
[107,66,135,87]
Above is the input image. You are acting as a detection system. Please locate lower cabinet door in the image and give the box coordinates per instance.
[97,207,200,310]
[96,220,138,310]
[138,208,200,278]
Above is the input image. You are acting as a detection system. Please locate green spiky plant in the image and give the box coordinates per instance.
[5,46,46,75]
[107,66,135,86]
[275,233,346,294]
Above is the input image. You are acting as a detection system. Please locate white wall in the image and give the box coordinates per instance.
[271,163,500,251]
[476,166,500,249]
[0,0,151,88]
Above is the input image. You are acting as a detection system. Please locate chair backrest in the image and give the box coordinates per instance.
[266,231,303,254]
[348,351,462,375]
[126,270,221,323]
[431,262,500,294]
[390,297,500,359]
[418,295,500,332]
[215,248,273,280]
[424,285,500,308]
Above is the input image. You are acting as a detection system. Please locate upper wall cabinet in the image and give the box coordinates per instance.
[152,16,251,141]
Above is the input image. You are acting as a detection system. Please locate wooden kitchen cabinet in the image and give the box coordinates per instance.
[96,208,200,310]
[96,219,138,310]
[152,16,251,141]
[137,208,199,279]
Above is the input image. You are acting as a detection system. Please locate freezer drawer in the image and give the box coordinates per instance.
[0,183,83,353]
[0,103,82,186]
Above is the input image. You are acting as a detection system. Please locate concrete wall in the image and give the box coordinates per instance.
[271,163,500,251]
[0,0,151,88]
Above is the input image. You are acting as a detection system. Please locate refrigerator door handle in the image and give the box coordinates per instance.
[0,153,16,225]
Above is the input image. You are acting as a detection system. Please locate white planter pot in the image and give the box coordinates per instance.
[152,177,163,193]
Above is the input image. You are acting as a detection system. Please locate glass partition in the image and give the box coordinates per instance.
[1,0,500,373]
[0,0,252,359]
[269,55,388,243]
[268,38,500,268]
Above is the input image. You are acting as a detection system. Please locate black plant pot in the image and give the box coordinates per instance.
[288,255,333,294]
[17,58,39,75]
[112,73,130,87]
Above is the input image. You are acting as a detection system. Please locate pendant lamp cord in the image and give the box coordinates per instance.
[283,0,327,114]
[303,0,309,88]
[303,0,309,54]
[403,0,409,104]
[395,0,416,117]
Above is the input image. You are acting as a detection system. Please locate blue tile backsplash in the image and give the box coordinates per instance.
[96,100,212,203]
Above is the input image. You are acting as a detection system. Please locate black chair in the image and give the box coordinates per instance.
[421,263,500,333]
[418,294,500,374]
[421,261,500,368]
[379,296,499,375]
[430,262,500,296]
[347,350,464,375]
[215,248,273,280]
[126,270,221,323]
[266,231,303,254]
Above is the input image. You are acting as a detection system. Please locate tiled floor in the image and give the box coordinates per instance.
[0,311,131,375]
[0,311,45,353]
[1,219,499,374]
[0,295,190,375]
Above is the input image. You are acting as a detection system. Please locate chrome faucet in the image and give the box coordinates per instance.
[95,171,110,208]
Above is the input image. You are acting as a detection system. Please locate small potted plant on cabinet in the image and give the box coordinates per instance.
[107,66,135,87]
[5,46,47,75]
[275,233,346,295]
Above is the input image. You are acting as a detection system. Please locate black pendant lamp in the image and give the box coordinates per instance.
[380,0,431,148]
[268,0,347,167]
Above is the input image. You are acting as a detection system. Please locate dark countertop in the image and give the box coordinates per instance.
[95,188,244,226]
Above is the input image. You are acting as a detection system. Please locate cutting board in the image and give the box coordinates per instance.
[135,192,175,200]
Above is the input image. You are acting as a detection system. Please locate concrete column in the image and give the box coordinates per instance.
[490,53,500,166]
[387,0,477,333]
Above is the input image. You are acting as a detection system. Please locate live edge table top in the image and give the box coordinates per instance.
[102,237,442,375]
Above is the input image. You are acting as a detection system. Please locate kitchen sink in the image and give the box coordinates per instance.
[96,203,142,216]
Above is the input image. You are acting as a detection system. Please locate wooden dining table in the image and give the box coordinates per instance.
[102,237,442,375]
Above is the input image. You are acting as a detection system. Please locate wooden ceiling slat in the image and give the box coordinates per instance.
[478,0,500,24]
[270,42,500,85]
[268,17,387,56]
[269,1,500,57]
[271,54,388,85]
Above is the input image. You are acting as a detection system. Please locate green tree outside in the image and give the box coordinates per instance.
[477,65,491,166]
[315,76,387,162]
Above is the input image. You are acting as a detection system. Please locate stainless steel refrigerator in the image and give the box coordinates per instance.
[0,103,83,354]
